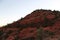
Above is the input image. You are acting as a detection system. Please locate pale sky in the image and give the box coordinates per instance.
[0,0,60,26]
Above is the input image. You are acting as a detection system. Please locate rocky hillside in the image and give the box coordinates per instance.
[0,9,60,40]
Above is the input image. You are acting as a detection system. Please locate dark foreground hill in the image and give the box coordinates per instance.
[0,9,60,40]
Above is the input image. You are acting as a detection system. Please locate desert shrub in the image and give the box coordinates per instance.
[22,37,35,40]
[30,30,34,33]
[36,28,43,40]
[20,17,24,20]
[14,36,20,40]
[36,28,55,40]
[42,16,55,27]
[7,30,13,34]
[42,17,49,27]
[0,30,4,36]
[44,30,55,36]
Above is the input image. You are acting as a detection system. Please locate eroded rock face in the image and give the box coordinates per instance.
[0,9,60,40]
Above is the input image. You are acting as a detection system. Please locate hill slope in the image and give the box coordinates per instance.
[0,9,60,40]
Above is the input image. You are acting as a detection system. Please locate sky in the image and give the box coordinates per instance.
[0,0,60,26]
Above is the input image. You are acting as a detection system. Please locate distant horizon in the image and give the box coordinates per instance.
[0,0,60,26]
